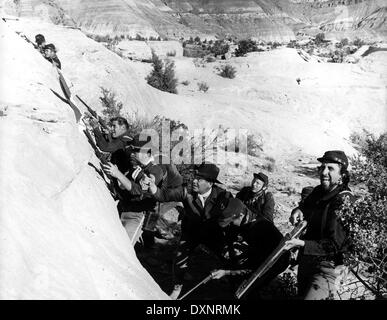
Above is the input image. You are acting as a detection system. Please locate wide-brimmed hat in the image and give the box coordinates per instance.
[129,135,153,153]
[217,198,245,228]
[317,150,348,169]
[253,172,268,186]
[195,163,222,184]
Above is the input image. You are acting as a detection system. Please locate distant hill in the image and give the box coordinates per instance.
[3,0,386,41]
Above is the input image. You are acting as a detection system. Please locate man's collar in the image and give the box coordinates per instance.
[199,188,212,199]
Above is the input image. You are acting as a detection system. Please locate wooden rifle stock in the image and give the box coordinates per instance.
[235,220,307,299]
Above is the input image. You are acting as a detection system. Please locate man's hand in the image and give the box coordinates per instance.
[289,208,304,226]
[102,162,122,179]
[284,238,305,251]
[210,269,229,280]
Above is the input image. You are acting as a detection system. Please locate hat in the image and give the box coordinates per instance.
[253,172,268,186]
[217,198,245,228]
[195,163,222,184]
[129,135,153,152]
[35,34,45,43]
[317,150,348,169]
[43,43,56,52]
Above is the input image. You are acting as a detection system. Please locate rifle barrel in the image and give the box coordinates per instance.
[235,220,307,299]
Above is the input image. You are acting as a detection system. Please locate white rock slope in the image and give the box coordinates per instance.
[0,21,168,299]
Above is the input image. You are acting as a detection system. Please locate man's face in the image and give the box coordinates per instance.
[134,150,150,166]
[111,121,127,138]
[231,212,244,227]
[319,162,342,191]
[251,178,264,193]
[193,177,212,195]
[44,48,55,58]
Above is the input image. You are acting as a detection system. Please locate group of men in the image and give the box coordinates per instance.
[34,34,62,69]
[88,113,354,300]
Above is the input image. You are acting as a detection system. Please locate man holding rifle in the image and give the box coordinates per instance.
[286,150,354,300]
[209,198,290,298]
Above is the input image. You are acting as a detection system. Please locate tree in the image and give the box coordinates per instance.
[315,33,325,45]
[338,132,387,298]
[99,87,123,119]
[210,40,229,56]
[235,39,258,57]
[146,50,178,94]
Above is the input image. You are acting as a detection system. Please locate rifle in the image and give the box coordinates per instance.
[178,274,214,300]
[15,32,38,49]
[235,220,308,299]
[76,94,110,131]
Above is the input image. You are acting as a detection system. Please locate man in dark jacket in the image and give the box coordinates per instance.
[148,163,233,299]
[236,172,275,222]
[210,198,290,298]
[103,135,164,245]
[286,150,354,300]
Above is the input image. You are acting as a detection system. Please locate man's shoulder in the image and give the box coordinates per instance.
[333,188,355,204]
[236,186,251,198]
[213,185,232,198]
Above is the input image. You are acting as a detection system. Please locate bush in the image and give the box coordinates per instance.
[181,80,190,86]
[197,82,209,92]
[99,87,123,119]
[315,33,325,45]
[167,50,176,57]
[338,132,387,298]
[353,37,365,47]
[210,40,229,56]
[219,64,236,79]
[235,39,258,57]
[146,50,178,94]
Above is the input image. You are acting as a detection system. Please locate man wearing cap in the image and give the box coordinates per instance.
[148,162,233,299]
[210,198,290,298]
[285,150,354,300]
[236,172,275,222]
[103,135,164,245]
[35,34,46,54]
[42,43,61,69]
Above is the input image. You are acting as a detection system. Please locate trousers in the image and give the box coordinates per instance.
[297,255,348,300]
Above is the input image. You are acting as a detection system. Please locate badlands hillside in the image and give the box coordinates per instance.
[0,3,386,299]
[2,0,387,41]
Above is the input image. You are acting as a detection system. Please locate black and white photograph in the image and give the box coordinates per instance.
[0,0,386,310]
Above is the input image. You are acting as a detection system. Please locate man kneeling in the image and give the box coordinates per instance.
[211,198,290,298]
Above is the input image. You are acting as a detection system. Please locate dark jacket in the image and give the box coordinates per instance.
[45,55,61,69]
[93,128,132,153]
[117,162,164,213]
[299,184,354,263]
[153,184,232,222]
[236,187,275,222]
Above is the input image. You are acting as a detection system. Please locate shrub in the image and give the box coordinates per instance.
[353,37,365,47]
[235,39,258,57]
[167,50,176,57]
[146,50,178,94]
[205,55,216,63]
[315,33,325,45]
[197,82,209,92]
[246,134,263,157]
[340,38,349,47]
[181,80,190,86]
[219,64,236,79]
[210,40,229,56]
[99,87,123,119]
[338,132,387,299]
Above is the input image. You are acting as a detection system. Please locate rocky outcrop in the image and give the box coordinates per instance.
[0,18,168,300]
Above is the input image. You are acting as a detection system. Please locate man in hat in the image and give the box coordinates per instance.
[210,198,290,298]
[42,43,61,69]
[236,172,275,222]
[35,34,46,54]
[285,150,354,300]
[148,162,233,299]
[103,135,164,245]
